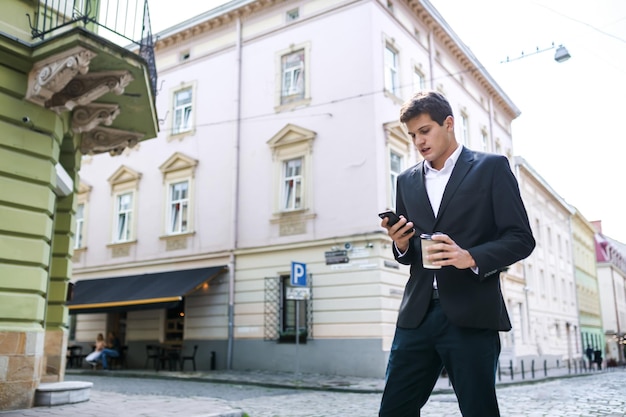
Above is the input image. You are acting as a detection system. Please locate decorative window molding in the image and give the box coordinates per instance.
[159,152,198,237]
[459,111,470,146]
[275,42,312,111]
[107,166,141,245]
[169,82,197,139]
[383,121,413,209]
[267,124,317,235]
[412,64,425,93]
[383,38,401,99]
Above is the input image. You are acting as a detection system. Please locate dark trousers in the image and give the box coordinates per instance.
[379,300,501,417]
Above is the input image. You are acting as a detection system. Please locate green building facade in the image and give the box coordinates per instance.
[0,0,157,409]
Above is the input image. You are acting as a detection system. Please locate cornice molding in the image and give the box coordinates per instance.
[25,46,97,106]
[80,126,144,156]
[46,71,133,113]
[72,103,120,133]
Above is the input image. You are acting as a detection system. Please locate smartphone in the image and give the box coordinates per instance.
[378,210,415,235]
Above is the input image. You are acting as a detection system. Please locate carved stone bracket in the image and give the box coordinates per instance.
[26,47,97,106]
[80,126,144,156]
[72,103,120,133]
[46,71,134,113]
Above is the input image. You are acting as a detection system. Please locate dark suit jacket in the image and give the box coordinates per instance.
[394,147,535,331]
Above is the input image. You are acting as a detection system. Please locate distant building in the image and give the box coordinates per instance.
[0,0,158,410]
[513,157,580,365]
[593,221,626,364]
[571,210,604,361]
[72,0,524,377]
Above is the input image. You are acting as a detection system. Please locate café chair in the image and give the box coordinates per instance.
[145,344,160,370]
[180,345,198,371]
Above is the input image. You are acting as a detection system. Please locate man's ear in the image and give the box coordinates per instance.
[445,115,454,130]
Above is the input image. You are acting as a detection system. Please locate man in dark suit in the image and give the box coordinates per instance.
[379,91,535,417]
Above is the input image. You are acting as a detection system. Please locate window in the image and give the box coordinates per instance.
[276,43,311,109]
[383,120,413,208]
[481,129,489,152]
[460,113,469,146]
[107,166,141,247]
[390,151,403,208]
[268,124,316,226]
[282,158,303,211]
[114,192,133,242]
[413,67,425,92]
[286,8,299,22]
[74,203,85,249]
[168,181,189,234]
[159,152,197,242]
[173,87,193,135]
[384,45,399,96]
[281,50,305,104]
[280,275,308,343]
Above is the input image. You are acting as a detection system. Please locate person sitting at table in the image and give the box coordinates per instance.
[85,333,105,366]
[101,331,121,370]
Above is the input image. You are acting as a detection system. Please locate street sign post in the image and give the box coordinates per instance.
[289,261,307,377]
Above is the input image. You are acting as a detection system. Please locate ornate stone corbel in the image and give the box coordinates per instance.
[46,71,134,113]
[80,126,144,156]
[25,47,97,106]
[72,103,120,133]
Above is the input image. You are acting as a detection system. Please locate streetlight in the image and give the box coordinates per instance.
[501,42,571,64]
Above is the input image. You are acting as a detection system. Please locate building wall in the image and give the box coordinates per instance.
[73,0,527,377]
[514,158,580,363]
[571,211,603,355]
[0,42,74,410]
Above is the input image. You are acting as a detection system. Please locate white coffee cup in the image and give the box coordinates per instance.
[420,233,441,269]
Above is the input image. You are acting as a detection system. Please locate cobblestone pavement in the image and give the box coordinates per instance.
[1,369,624,416]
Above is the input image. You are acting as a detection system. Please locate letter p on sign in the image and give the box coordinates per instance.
[291,262,307,286]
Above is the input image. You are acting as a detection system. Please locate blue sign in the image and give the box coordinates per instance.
[290,262,307,287]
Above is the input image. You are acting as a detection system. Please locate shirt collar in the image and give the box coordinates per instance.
[424,144,463,174]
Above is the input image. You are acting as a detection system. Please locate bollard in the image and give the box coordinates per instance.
[509,359,514,380]
[531,359,535,379]
[544,359,548,377]
[497,361,501,381]
[568,359,571,374]
[521,360,525,380]
[210,351,216,370]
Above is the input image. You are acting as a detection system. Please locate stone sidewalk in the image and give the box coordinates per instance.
[0,366,611,417]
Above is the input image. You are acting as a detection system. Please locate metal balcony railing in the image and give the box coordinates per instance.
[27,0,157,96]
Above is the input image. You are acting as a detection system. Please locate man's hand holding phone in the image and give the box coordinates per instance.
[378,210,415,252]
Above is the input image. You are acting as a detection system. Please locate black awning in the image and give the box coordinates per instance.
[67,266,227,314]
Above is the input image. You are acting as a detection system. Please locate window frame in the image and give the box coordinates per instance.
[107,166,141,246]
[281,157,303,211]
[383,121,414,209]
[384,43,400,97]
[167,179,190,235]
[113,191,134,243]
[159,152,198,238]
[275,42,311,110]
[169,82,197,139]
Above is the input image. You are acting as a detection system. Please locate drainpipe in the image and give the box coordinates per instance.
[227,15,243,370]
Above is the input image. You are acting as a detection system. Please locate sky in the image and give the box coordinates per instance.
[148,0,626,243]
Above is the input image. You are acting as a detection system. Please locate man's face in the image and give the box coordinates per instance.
[405,113,457,170]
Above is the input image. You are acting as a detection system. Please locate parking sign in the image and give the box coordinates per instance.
[290,261,307,286]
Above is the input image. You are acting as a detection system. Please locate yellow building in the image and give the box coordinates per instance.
[0,0,157,410]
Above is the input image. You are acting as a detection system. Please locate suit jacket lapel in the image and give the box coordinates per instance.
[434,147,474,228]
